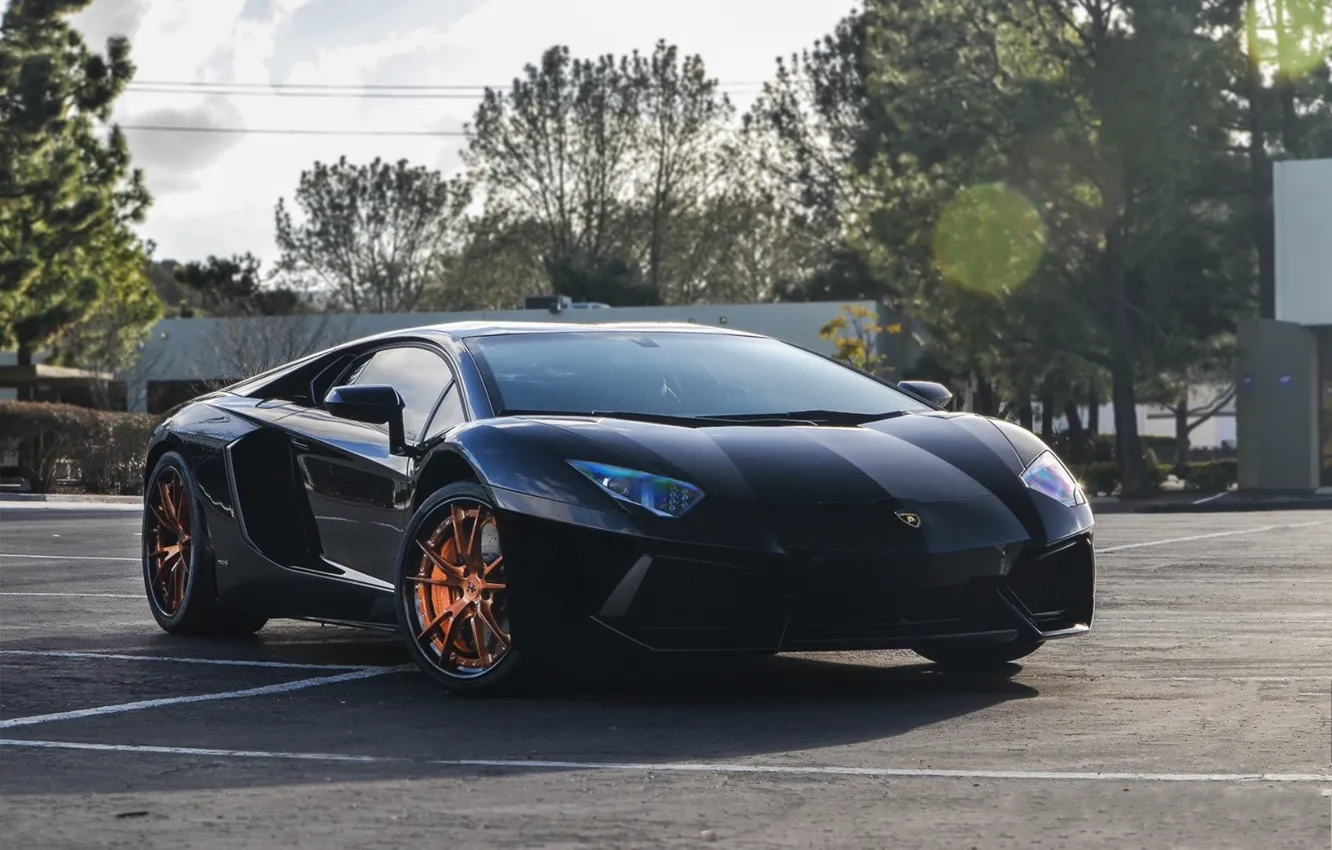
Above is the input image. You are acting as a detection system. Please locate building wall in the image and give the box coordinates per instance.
[1235,317,1321,491]
[1274,158,1332,326]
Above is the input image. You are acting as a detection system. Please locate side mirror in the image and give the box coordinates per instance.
[324,384,409,454]
[898,380,954,410]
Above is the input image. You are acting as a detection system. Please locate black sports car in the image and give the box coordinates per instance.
[141,321,1095,695]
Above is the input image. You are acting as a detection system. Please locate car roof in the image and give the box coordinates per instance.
[403,320,766,342]
[220,321,772,401]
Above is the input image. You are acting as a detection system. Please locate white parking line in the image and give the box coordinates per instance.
[0,667,405,729]
[0,592,139,598]
[1095,521,1328,554]
[0,553,138,562]
[0,503,140,512]
[0,649,386,671]
[0,738,1327,783]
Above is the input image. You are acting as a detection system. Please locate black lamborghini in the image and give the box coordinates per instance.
[140,321,1095,695]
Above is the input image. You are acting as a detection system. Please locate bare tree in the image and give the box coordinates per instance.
[200,313,353,385]
[274,157,472,313]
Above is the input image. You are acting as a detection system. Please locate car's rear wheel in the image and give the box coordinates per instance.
[912,639,1043,669]
[143,451,267,637]
[396,483,534,696]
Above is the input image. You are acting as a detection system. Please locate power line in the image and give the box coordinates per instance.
[119,124,468,137]
[132,80,498,90]
[125,87,497,100]
[124,86,766,100]
[128,79,771,91]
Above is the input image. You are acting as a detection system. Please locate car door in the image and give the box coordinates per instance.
[280,343,457,587]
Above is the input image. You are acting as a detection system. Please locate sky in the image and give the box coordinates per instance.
[60,0,858,267]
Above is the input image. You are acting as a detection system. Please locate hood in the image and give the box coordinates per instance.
[519,411,1079,554]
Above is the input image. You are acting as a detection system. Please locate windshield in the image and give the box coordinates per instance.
[465,331,930,420]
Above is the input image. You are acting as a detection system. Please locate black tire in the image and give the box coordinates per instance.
[395,482,538,697]
[142,451,268,637]
[912,639,1043,669]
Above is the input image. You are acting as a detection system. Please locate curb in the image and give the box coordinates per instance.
[0,493,142,504]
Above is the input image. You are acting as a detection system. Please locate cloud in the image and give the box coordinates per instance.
[116,0,858,266]
[239,0,279,23]
[266,0,484,82]
[70,0,151,48]
[120,96,247,191]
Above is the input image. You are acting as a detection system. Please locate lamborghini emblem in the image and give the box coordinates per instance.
[895,511,922,528]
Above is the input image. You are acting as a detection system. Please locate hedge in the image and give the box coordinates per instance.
[0,401,159,495]
[1176,459,1238,493]
[1068,458,1238,497]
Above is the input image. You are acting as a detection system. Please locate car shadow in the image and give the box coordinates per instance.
[1,631,1045,797]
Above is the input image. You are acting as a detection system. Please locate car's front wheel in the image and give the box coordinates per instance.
[911,639,1043,669]
[143,451,267,637]
[395,482,535,696]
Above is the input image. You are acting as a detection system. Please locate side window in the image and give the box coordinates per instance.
[423,384,466,441]
[345,346,452,443]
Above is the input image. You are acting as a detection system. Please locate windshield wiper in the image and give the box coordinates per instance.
[587,410,779,426]
[504,409,745,427]
[501,409,909,427]
[701,409,911,425]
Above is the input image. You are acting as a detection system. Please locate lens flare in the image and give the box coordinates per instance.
[932,183,1047,296]
[1247,0,1332,79]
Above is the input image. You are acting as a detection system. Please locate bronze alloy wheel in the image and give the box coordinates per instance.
[146,466,192,616]
[408,500,511,678]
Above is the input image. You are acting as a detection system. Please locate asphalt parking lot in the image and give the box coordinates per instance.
[1,504,1329,849]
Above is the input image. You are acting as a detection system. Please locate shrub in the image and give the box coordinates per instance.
[1071,462,1119,497]
[1180,459,1237,493]
[1068,461,1172,498]
[0,401,159,495]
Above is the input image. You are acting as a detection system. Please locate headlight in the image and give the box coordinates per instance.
[568,460,705,518]
[1021,450,1085,507]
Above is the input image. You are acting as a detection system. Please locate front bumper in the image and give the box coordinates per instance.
[495,503,1096,653]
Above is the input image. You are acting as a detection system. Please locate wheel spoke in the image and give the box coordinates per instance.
[172,558,186,608]
[176,481,189,529]
[154,550,180,584]
[159,481,175,526]
[483,555,503,577]
[465,511,480,564]
[449,506,466,554]
[477,600,510,648]
[469,614,491,668]
[415,540,465,580]
[151,502,175,535]
[417,595,469,643]
[406,574,465,589]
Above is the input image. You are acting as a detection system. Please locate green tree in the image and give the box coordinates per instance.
[845,0,1252,495]
[1226,0,1332,317]
[463,45,643,300]
[274,156,472,313]
[420,212,547,311]
[463,42,754,305]
[175,253,306,316]
[0,0,152,365]
[819,304,896,374]
[633,41,737,302]
[741,7,886,301]
[45,225,163,407]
